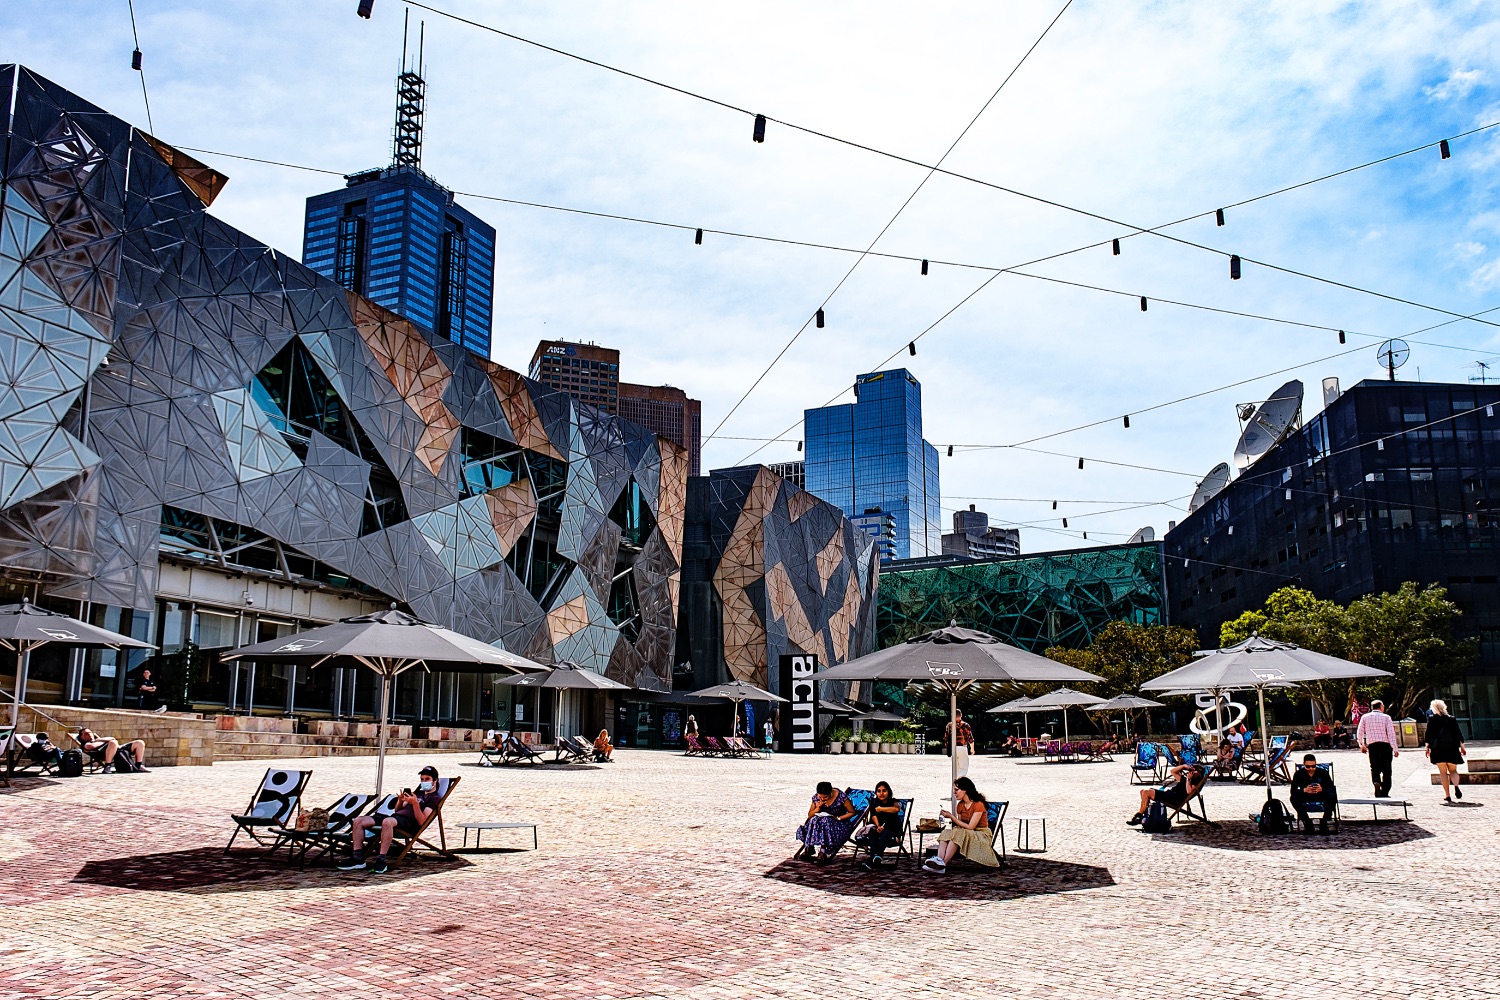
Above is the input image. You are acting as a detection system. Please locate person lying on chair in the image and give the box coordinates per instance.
[1127,763,1205,825]
[77,727,149,772]
[338,765,441,874]
[1290,753,1337,835]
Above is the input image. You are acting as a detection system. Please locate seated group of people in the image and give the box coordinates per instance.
[1129,753,1338,835]
[1311,720,1352,750]
[793,776,1000,873]
[22,728,149,773]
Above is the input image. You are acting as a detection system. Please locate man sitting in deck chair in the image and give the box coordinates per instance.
[1290,753,1337,836]
[77,727,149,773]
[1127,763,1206,826]
[338,765,441,875]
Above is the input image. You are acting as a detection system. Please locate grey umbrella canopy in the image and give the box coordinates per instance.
[815,625,1102,785]
[1090,694,1164,741]
[225,608,546,795]
[1021,687,1106,744]
[986,694,1042,739]
[1144,634,1389,799]
[852,708,906,723]
[685,680,788,737]
[497,661,632,691]
[1,600,154,727]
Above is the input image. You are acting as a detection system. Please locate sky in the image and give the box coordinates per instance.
[6,0,1500,553]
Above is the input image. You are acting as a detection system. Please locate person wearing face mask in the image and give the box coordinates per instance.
[338,765,441,874]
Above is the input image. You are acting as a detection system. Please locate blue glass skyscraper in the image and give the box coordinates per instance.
[805,369,941,560]
[301,39,496,357]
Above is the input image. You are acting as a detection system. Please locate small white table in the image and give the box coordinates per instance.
[457,821,539,850]
[1338,798,1411,822]
[1015,814,1047,852]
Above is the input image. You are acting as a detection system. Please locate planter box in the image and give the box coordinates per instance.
[829,743,842,754]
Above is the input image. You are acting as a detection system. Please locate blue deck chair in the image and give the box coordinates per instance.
[1129,741,1163,784]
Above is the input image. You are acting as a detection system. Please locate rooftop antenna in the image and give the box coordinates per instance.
[1469,360,1496,384]
[393,10,426,169]
[1376,339,1409,382]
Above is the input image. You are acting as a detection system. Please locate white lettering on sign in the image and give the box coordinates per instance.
[925,661,965,678]
[790,654,816,750]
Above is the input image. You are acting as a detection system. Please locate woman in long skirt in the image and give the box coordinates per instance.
[925,776,998,873]
[795,781,856,863]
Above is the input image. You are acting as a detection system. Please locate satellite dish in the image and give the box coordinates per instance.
[1235,402,1257,422]
[1322,377,1340,408]
[1187,462,1231,513]
[1127,526,1156,544]
[1233,379,1303,471]
[1377,339,1410,381]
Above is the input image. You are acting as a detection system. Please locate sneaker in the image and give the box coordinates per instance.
[1126,812,1143,827]
[134,765,151,773]
[921,859,946,873]
[336,857,367,871]
[368,858,389,875]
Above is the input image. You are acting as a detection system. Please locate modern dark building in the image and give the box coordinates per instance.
[302,49,496,357]
[1164,379,1500,736]
[619,383,702,477]
[0,67,683,733]
[942,505,1021,559]
[805,369,941,560]
[528,340,620,413]
[767,461,805,489]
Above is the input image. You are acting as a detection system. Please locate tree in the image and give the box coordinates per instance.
[1215,583,1476,721]
[1045,621,1200,733]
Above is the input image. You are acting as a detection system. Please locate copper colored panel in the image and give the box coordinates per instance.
[786,488,819,523]
[140,133,230,207]
[478,362,563,461]
[814,529,845,595]
[349,295,459,477]
[655,437,688,560]
[485,479,537,555]
[546,593,589,646]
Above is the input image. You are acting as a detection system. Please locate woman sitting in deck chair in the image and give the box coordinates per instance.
[795,782,856,864]
[1127,763,1205,826]
[925,777,999,873]
[593,729,614,761]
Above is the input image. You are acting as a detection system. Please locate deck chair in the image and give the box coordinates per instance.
[986,800,1009,866]
[1129,741,1163,784]
[551,737,592,763]
[848,796,914,864]
[477,732,508,767]
[726,737,761,757]
[389,775,461,863]
[225,768,312,853]
[1158,765,1211,826]
[323,793,398,861]
[1240,735,1290,785]
[1042,740,1062,761]
[705,736,738,757]
[1292,762,1340,834]
[1082,741,1112,762]
[684,734,712,756]
[500,734,546,765]
[1178,734,1212,768]
[568,734,608,762]
[278,792,377,866]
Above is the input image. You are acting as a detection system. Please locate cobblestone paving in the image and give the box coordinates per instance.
[1,745,1494,999]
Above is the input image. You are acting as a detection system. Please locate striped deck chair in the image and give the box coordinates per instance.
[225,768,312,853]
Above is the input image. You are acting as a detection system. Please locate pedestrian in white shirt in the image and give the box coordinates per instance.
[1356,700,1400,797]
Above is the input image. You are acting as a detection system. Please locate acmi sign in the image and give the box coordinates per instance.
[778,654,819,753]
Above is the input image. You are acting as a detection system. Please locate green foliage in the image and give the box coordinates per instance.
[1044,621,1200,695]
[824,724,853,745]
[876,728,914,744]
[1217,583,1476,719]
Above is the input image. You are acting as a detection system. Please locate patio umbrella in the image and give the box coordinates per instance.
[1021,687,1106,744]
[986,694,1043,739]
[1143,634,1389,800]
[813,625,1102,786]
[685,679,788,737]
[497,661,631,742]
[1,600,154,727]
[1090,693,1163,742]
[224,608,546,795]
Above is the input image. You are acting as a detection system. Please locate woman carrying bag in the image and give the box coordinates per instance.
[1424,699,1467,803]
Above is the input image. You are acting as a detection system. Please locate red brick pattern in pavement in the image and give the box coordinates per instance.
[0,746,1492,999]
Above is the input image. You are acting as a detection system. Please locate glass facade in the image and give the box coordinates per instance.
[303,167,496,357]
[878,543,1167,651]
[805,369,941,560]
[1165,380,1500,736]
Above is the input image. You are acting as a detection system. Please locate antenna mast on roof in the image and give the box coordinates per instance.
[392,10,426,169]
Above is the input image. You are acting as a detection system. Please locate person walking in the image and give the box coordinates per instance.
[1424,699,1467,803]
[1356,699,1400,798]
[943,710,976,778]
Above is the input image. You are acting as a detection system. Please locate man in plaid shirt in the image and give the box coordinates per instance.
[1356,699,1400,797]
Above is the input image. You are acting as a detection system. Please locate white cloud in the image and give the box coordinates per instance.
[1470,257,1500,289]
[1426,68,1485,101]
[1456,241,1487,258]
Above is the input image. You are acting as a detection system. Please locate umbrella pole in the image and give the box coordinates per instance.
[375,667,391,798]
[1063,708,1070,745]
[1257,685,1272,801]
[9,645,27,728]
[1214,689,1225,746]
[949,686,959,791]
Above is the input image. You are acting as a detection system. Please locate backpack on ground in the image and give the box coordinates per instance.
[58,749,84,778]
[111,753,141,773]
[1141,801,1173,833]
[1255,797,1291,835]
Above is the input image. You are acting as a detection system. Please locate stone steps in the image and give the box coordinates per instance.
[213,729,483,762]
[1428,754,1500,784]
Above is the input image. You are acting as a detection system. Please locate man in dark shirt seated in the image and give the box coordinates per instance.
[338,765,442,874]
[1290,753,1337,835]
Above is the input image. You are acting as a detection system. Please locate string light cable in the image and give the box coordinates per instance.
[126,0,155,136]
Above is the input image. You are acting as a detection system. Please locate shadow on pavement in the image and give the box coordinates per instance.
[71,846,472,893]
[1169,819,1434,851]
[762,855,1115,900]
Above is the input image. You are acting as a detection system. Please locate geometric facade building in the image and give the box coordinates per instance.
[805,368,941,560]
[677,465,880,694]
[0,67,684,723]
[1165,378,1500,736]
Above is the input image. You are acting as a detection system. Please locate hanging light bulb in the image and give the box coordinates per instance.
[1112,238,1121,256]
[1123,415,1130,428]
[796,440,802,452]
[1216,208,1226,227]
[947,445,953,457]
[357,0,375,17]
[1440,139,1451,159]
[1052,501,1057,510]
[1062,518,1068,528]
[131,49,143,71]
[1230,255,1241,280]
[908,342,916,357]
[921,259,929,275]
[1078,457,1085,470]
[752,114,767,143]
[1285,489,1292,500]
[1338,330,1346,344]
[1377,439,1384,451]
[815,309,825,329]
[1139,297,1148,312]
[1082,531,1087,540]
[695,228,703,245]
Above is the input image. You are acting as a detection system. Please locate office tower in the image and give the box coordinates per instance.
[618,383,702,477]
[766,461,805,489]
[804,369,941,560]
[301,32,496,357]
[528,340,621,412]
[942,505,1021,559]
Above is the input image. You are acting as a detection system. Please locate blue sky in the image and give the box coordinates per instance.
[6,1,1500,550]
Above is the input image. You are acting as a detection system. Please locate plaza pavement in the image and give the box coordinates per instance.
[0,743,1492,1000]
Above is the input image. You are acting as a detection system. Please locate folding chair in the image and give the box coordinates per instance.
[683,734,712,756]
[499,735,546,765]
[1129,741,1163,784]
[225,768,313,853]
[570,734,610,761]
[278,792,377,866]
[1293,762,1340,834]
[705,736,739,757]
[389,776,461,863]
[986,800,1009,866]
[726,737,761,757]
[551,737,592,763]
[1240,736,1291,785]
[848,797,914,865]
[1158,765,1212,826]
[324,793,398,862]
